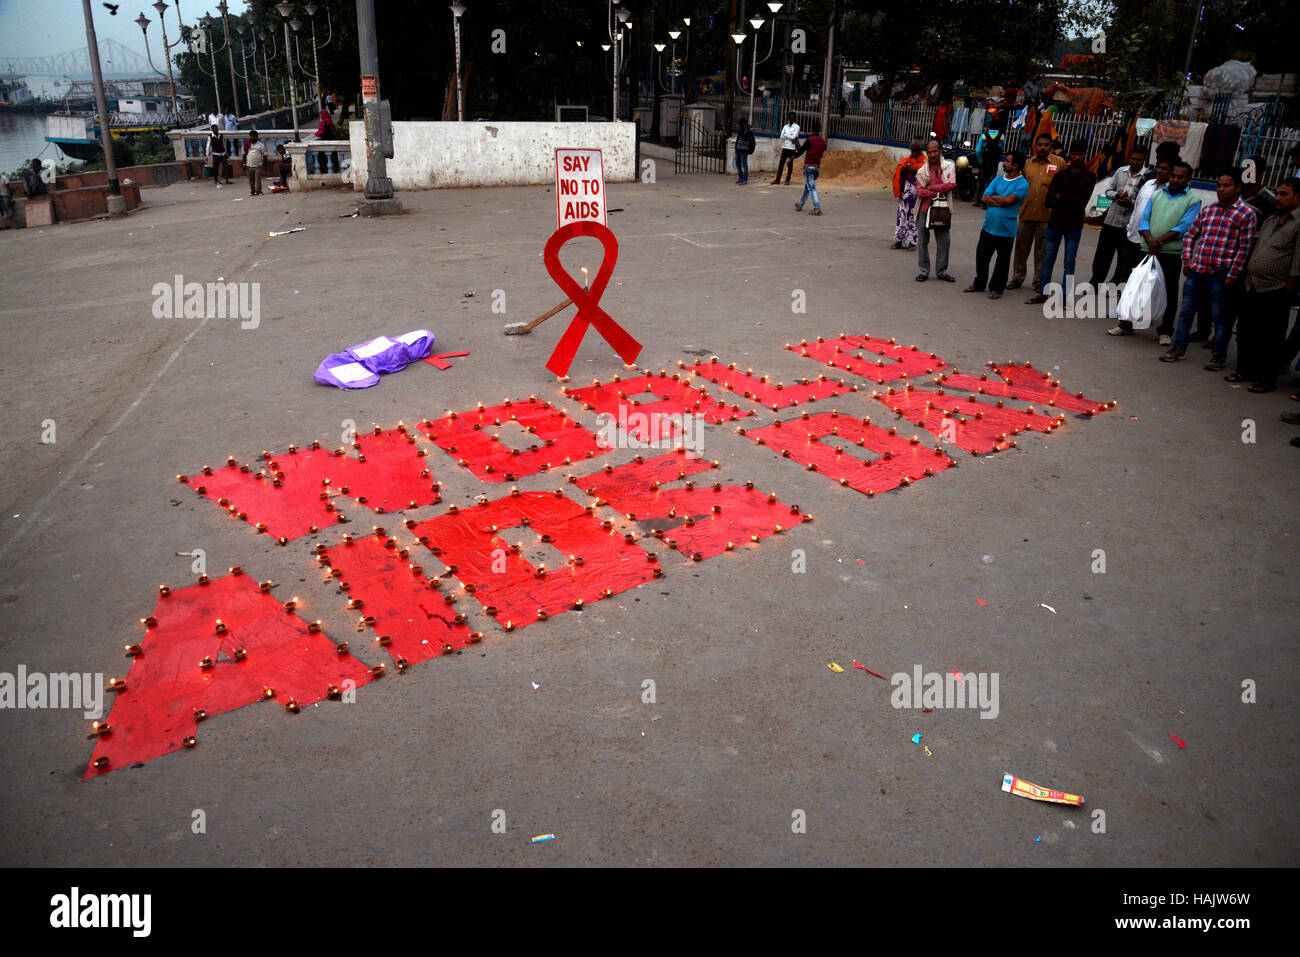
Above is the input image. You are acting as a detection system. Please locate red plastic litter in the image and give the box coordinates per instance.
[410,491,657,631]
[873,385,1061,454]
[934,362,1115,416]
[84,573,374,778]
[321,532,474,665]
[565,372,750,438]
[851,660,888,679]
[418,397,608,482]
[788,335,949,383]
[573,450,798,560]
[743,412,953,494]
[184,428,438,541]
[976,599,987,606]
[423,350,470,371]
[682,361,855,411]
[1169,734,1187,750]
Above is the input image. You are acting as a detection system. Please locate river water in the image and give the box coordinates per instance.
[0,112,74,179]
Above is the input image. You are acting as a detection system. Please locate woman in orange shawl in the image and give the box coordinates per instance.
[892,140,926,249]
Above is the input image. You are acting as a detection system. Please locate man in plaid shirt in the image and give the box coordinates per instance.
[1160,169,1257,367]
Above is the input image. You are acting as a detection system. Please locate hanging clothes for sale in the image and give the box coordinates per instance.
[1181,121,1209,169]
[1152,119,1190,155]
[1198,124,1241,178]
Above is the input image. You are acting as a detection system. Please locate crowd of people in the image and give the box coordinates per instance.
[887,133,1300,442]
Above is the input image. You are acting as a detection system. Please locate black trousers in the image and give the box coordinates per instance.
[1238,288,1293,387]
[774,149,796,183]
[972,229,1014,293]
[1090,223,1128,286]
[1154,252,1182,336]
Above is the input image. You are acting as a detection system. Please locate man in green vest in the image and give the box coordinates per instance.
[1137,160,1202,344]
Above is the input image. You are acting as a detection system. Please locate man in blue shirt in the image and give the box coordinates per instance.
[965,150,1030,299]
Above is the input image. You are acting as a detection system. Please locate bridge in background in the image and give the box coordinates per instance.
[1,38,155,79]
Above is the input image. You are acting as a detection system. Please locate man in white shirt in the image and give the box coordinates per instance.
[1108,156,1170,336]
[207,110,221,129]
[1090,145,1146,287]
[771,113,800,186]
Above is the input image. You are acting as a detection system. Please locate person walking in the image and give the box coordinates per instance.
[224,110,238,131]
[206,124,229,189]
[1091,145,1147,289]
[1027,139,1097,304]
[772,113,800,185]
[1139,161,1202,347]
[734,119,755,184]
[793,121,827,215]
[244,130,266,196]
[891,140,926,249]
[965,150,1029,299]
[1160,169,1255,367]
[1007,133,1066,292]
[914,139,957,282]
[1230,178,1300,392]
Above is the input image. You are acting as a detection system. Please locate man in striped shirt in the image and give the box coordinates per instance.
[1160,169,1257,367]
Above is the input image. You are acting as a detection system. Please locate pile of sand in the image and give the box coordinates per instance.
[818,150,898,190]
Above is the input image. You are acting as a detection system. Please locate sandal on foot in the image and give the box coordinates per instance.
[1223,373,1247,382]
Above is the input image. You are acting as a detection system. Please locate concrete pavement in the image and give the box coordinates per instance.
[0,164,1295,866]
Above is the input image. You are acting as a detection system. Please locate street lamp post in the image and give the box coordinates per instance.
[750,5,783,128]
[275,2,300,140]
[134,1,182,124]
[747,17,765,126]
[233,23,254,113]
[217,1,239,117]
[610,5,630,122]
[303,2,333,108]
[259,30,276,110]
[450,3,465,121]
[81,0,123,214]
[199,14,223,115]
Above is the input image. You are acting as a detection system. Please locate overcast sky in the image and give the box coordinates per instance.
[0,0,253,67]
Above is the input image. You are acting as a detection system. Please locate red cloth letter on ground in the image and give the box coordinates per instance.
[789,335,949,383]
[410,491,658,631]
[320,532,476,666]
[85,573,373,778]
[934,362,1116,416]
[573,449,805,559]
[183,427,439,542]
[565,372,748,445]
[742,413,954,495]
[417,397,608,482]
[682,360,857,411]
[873,384,1062,454]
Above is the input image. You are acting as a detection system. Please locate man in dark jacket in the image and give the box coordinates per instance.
[1027,139,1097,304]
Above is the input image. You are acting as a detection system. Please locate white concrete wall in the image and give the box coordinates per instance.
[350,121,638,191]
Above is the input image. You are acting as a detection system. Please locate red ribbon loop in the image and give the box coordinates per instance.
[542,221,642,377]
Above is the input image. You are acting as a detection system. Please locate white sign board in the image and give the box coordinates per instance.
[555,148,606,229]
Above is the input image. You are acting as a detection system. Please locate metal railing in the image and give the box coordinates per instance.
[674,113,725,174]
[169,128,300,161]
[109,108,198,128]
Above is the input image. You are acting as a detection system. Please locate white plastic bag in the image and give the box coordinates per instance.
[1117,254,1165,329]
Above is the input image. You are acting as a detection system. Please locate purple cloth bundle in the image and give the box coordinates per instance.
[314,329,435,389]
